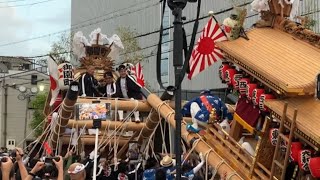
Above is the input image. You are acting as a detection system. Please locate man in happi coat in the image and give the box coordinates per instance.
[115,64,142,122]
[79,65,100,97]
[181,89,233,133]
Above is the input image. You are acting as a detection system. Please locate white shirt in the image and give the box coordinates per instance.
[106,83,116,97]
[120,78,129,98]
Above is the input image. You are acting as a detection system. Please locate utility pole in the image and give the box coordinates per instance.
[167,0,187,179]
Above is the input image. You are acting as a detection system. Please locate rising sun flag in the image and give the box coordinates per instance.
[188,16,227,80]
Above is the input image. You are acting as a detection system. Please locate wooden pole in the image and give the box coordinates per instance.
[77,98,151,112]
[146,94,243,180]
[66,120,145,132]
[60,135,128,146]
[51,82,79,148]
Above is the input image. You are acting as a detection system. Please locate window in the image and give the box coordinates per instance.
[160,3,171,87]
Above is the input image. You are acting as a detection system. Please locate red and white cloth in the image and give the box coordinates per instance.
[188,16,227,79]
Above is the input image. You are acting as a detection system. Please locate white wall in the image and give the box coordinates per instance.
[0,71,49,147]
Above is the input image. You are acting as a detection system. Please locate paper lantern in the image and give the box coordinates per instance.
[58,63,74,90]
[309,157,320,178]
[246,83,258,100]
[290,142,302,163]
[280,135,289,152]
[225,68,237,86]
[269,128,279,146]
[219,62,230,83]
[252,88,265,106]
[232,73,243,90]
[259,94,275,112]
[239,78,250,96]
[298,149,312,171]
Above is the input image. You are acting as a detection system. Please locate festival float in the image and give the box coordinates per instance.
[31,0,320,179]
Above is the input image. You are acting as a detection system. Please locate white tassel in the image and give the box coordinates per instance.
[242,142,255,156]
[72,31,89,59]
[50,112,59,132]
[109,34,124,49]
[238,136,245,145]
[71,130,78,146]
[238,136,255,156]
[218,119,230,135]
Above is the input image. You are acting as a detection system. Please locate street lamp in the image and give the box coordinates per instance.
[17,86,39,100]
[16,85,41,148]
[39,85,45,92]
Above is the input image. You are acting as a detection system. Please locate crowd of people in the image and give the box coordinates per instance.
[0,146,216,180]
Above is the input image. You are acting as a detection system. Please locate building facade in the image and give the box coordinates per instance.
[0,69,49,148]
[71,0,320,93]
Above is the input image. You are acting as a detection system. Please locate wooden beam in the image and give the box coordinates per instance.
[66,120,145,132]
[61,135,129,146]
[146,93,243,180]
[76,98,152,112]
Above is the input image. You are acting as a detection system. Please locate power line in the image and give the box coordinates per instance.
[8,1,255,59]
[70,0,155,29]
[0,1,159,47]
[0,0,54,8]
[0,0,28,3]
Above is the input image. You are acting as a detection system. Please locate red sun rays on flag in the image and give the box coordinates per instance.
[188,17,227,80]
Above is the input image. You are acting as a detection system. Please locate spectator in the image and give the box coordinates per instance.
[68,162,86,180]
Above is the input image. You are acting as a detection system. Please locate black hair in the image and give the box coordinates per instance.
[117,65,126,71]
[117,161,128,173]
[181,163,193,174]
[155,169,166,180]
[145,157,157,170]
[104,71,113,78]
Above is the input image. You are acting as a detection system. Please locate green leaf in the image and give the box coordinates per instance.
[29,92,48,137]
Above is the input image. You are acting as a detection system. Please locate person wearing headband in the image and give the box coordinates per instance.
[181,89,233,133]
[68,163,86,180]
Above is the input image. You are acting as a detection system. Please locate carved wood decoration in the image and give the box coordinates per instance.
[278,17,320,48]
[80,33,115,72]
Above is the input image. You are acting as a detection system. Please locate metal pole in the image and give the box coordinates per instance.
[173,7,184,180]
[93,127,99,180]
[23,98,29,148]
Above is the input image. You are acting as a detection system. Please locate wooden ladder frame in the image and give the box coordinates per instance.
[269,102,298,180]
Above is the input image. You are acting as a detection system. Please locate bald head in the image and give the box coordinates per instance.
[68,163,86,180]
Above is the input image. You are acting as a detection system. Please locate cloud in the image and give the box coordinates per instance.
[0,0,71,57]
[0,7,32,56]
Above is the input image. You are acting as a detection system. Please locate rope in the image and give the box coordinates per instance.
[55,113,62,155]
[143,122,160,159]
[212,160,225,178]
[34,123,54,157]
[70,123,88,152]
[19,103,62,148]
[99,118,129,150]
[99,99,139,151]
[204,149,214,180]
[67,121,76,151]
[180,119,243,180]
[159,118,167,154]
[226,172,237,180]
[165,111,174,156]
[26,122,52,157]
[182,139,200,165]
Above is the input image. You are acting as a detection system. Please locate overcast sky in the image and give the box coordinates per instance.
[0,0,70,57]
